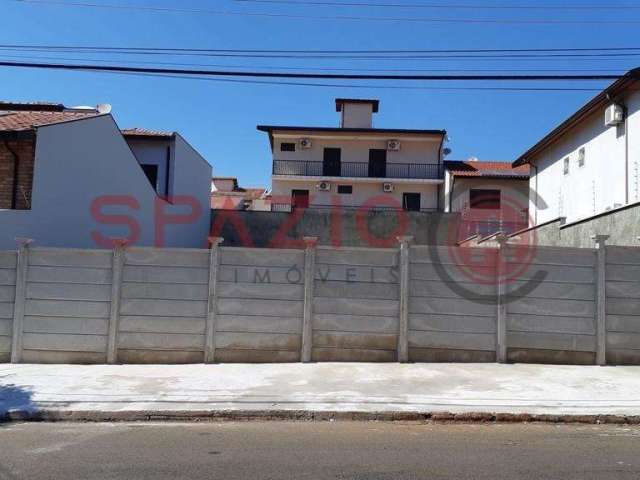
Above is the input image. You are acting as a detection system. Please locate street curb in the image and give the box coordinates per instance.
[2,410,639,424]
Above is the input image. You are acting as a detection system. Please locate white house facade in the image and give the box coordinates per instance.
[259,99,446,213]
[443,160,530,237]
[0,102,212,249]
[514,70,640,226]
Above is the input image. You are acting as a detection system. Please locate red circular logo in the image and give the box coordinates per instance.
[446,191,537,285]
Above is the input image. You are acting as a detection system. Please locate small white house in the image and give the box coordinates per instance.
[514,68,640,225]
[259,98,447,213]
[0,102,212,249]
[444,159,530,237]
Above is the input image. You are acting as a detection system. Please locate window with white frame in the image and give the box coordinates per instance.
[578,147,585,167]
[563,157,570,175]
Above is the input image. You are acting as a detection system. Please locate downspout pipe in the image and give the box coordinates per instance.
[3,141,20,209]
[625,106,630,204]
[531,163,539,226]
[437,134,444,211]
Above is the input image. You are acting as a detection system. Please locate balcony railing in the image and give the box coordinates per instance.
[272,160,444,180]
[459,220,528,239]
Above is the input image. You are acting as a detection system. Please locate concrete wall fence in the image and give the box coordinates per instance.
[521,200,640,249]
[1,238,639,365]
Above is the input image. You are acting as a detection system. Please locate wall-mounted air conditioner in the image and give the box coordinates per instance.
[300,138,313,149]
[317,181,331,191]
[387,140,401,151]
[383,182,394,193]
[605,104,625,127]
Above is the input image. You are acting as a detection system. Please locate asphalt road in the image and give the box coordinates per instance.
[0,422,639,479]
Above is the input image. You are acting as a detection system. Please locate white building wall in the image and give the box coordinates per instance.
[274,135,441,165]
[272,178,439,211]
[340,103,374,128]
[0,115,212,249]
[447,177,530,215]
[271,133,443,210]
[530,89,640,225]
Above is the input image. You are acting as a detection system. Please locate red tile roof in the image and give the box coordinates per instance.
[243,188,267,200]
[0,101,65,112]
[445,160,530,179]
[0,110,101,132]
[121,127,173,138]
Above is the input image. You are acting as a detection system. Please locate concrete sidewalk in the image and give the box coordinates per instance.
[1,363,640,423]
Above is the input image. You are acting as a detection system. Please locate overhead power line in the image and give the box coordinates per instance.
[0,53,627,74]
[233,0,640,10]
[114,71,606,92]
[9,0,640,25]
[2,45,640,62]
[3,44,640,55]
[0,60,633,80]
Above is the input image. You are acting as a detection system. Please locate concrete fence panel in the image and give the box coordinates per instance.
[1,240,640,365]
[20,248,113,364]
[408,246,498,362]
[312,247,400,362]
[506,246,598,365]
[215,247,305,363]
[0,251,17,362]
[117,248,210,364]
[606,246,640,365]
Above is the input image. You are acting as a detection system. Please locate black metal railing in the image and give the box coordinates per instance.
[459,220,528,238]
[272,159,444,180]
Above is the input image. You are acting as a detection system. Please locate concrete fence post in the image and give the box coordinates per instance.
[301,236,318,363]
[397,236,413,363]
[10,238,33,364]
[496,234,509,364]
[106,240,127,364]
[593,234,609,366]
[205,237,224,363]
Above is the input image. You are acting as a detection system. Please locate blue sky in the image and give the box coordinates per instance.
[2,0,639,187]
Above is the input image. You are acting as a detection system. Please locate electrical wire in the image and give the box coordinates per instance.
[9,0,640,25]
[2,44,640,54]
[2,45,640,62]
[88,70,609,92]
[0,60,632,80]
[0,53,628,74]
[233,0,640,11]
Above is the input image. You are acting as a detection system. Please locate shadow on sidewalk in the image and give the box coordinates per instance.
[0,384,36,425]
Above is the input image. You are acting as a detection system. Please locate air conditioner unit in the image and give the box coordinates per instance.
[605,104,625,127]
[300,138,313,149]
[317,181,331,191]
[382,182,394,193]
[387,140,401,151]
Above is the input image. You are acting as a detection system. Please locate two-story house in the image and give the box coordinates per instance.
[259,98,446,213]
[513,68,640,226]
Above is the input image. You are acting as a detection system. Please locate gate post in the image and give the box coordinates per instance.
[496,234,509,364]
[397,236,413,363]
[11,237,33,364]
[301,236,318,363]
[205,237,224,363]
[593,234,609,366]
[107,239,127,364]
